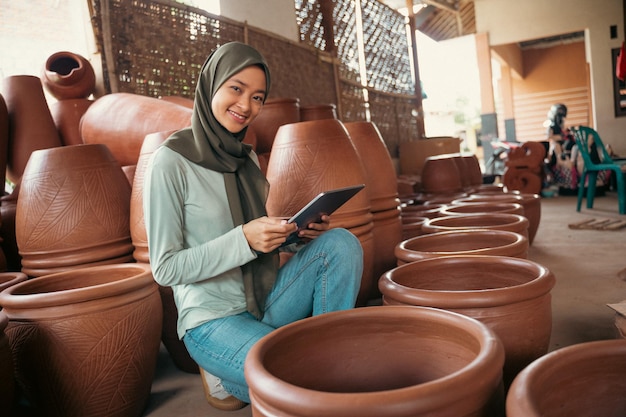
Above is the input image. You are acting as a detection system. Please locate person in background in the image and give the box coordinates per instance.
[545,103,579,194]
[143,42,363,411]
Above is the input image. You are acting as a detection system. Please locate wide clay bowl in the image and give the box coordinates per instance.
[380,255,555,387]
[506,339,626,417]
[245,305,505,417]
[439,202,525,217]
[422,213,529,239]
[395,229,528,265]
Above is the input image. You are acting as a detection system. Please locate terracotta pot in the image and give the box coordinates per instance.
[439,202,525,217]
[460,154,484,189]
[266,119,375,306]
[422,192,469,205]
[0,94,8,191]
[421,154,463,194]
[0,311,14,417]
[0,189,20,272]
[401,202,445,219]
[0,271,27,293]
[299,104,338,121]
[380,255,555,387]
[422,213,529,239]
[395,230,528,265]
[16,144,134,277]
[345,121,402,286]
[1,75,63,184]
[80,92,192,167]
[249,97,300,154]
[506,339,626,417]
[159,95,194,108]
[245,305,505,417]
[401,216,427,241]
[49,98,93,146]
[0,263,162,417]
[41,51,96,100]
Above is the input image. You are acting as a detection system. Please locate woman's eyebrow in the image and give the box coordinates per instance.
[229,77,266,95]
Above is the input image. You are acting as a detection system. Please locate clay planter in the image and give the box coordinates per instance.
[0,263,162,417]
[1,75,63,184]
[80,92,192,167]
[299,104,338,121]
[380,255,555,387]
[345,121,402,286]
[266,119,375,306]
[41,51,96,100]
[439,202,525,217]
[506,339,626,417]
[0,311,14,417]
[245,305,505,417]
[422,213,529,240]
[16,144,134,277]
[249,97,300,154]
[0,271,27,292]
[395,230,528,265]
[421,154,463,194]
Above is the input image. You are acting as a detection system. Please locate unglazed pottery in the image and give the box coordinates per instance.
[299,103,338,121]
[49,98,94,146]
[380,255,555,387]
[0,263,162,417]
[439,202,525,217]
[506,339,626,417]
[249,97,300,155]
[0,271,27,292]
[395,229,528,265]
[245,305,505,417]
[0,94,8,191]
[16,144,134,277]
[421,154,463,194]
[0,311,14,417]
[266,119,375,306]
[345,121,402,287]
[41,51,96,100]
[1,75,63,184]
[422,213,529,239]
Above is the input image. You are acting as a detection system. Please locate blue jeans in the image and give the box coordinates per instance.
[183,228,363,402]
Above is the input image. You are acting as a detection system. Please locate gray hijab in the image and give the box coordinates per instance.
[164,42,277,319]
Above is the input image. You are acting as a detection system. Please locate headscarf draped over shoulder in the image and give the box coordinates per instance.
[164,42,277,320]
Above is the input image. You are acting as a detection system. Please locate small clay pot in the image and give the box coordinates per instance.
[421,154,463,194]
[439,202,525,217]
[422,213,529,239]
[395,230,528,265]
[380,255,555,387]
[41,51,96,100]
[0,263,162,417]
[245,305,505,417]
[401,203,445,219]
[506,339,626,417]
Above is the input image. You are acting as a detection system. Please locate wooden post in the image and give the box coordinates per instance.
[406,0,426,139]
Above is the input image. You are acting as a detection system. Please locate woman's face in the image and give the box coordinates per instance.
[211,65,267,134]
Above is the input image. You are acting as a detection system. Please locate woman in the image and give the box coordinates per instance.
[143,42,363,410]
[545,103,579,194]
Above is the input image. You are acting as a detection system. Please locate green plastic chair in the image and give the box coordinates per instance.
[572,126,626,214]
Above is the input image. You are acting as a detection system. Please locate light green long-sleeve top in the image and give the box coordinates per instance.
[144,145,258,339]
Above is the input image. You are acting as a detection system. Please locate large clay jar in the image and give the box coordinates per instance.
[439,202,525,217]
[380,255,555,387]
[0,263,162,417]
[245,305,505,417]
[80,92,192,167]
[422,213,529,240]
[49,98,94,146]
[299,104,338,121]
[249,97,300,155]
[41,51,96,100]
[0,188,20,272]
[0,311,14,417]
[129,130,199,374]
[421,154,463,194]
[0,94,8,190]
[506,339,626,417]
[266,119,375,306]
[1,75,63,185]
[16,144,134,277]
[395,230,528,265]
[345,121,402,288]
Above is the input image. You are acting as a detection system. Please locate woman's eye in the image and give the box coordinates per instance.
[230,85,241,93]
[253,95,264,102]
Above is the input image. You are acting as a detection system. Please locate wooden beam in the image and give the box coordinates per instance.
[407,0,426,139]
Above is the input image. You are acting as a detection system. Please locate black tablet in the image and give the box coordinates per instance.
[282,184,365,245]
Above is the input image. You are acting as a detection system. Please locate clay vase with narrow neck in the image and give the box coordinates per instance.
[1,75,63,185]
[300,104,338,121]
[41,51,96,100]
[0,263,162,417]
[345,121,402,288]
[266,119,375,306]
[80,92,192,167]
[422,213,529,240]
[16,144,134,277]
[0,311,14,417]
[395,230,528,265]
[245,305,505,417]
[249,97,300,155]
[380,255,555,388]
[506,339,626,417]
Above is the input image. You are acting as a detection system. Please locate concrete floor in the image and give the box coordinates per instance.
[142,191,626,417]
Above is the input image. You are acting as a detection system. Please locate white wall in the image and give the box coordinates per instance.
[219,0,300,42]
[474,0,626,154]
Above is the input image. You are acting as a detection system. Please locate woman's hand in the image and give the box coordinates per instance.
[243,216,297,253]
[296,214,330,242]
